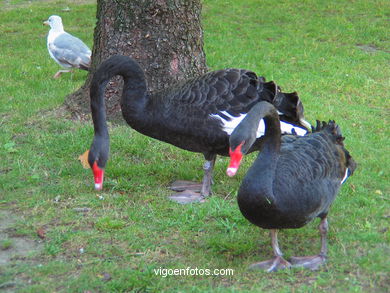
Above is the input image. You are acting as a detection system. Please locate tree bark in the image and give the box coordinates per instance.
[65,0,207,121]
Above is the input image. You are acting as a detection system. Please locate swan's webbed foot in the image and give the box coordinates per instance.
[168,156,216,204]
[289,254,326,270]
[169,180,202,193]
[168,189,205,204]
[249,230,291,272]
[290,217,328,270]
[249,256,291,272]
[168,180,205,204]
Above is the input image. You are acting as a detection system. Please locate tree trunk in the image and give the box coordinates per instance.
[65,0,207,121]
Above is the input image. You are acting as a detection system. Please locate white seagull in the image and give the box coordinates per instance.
[44,15,91,78]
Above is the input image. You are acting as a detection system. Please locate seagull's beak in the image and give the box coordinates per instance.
[43,20,49,26]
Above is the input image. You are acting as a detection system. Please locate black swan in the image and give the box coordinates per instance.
[227,101,356,271]
[88,55,311,204]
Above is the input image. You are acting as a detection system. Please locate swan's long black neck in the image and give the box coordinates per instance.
[89,56,148,168]
[239,102,282,200]
[90,55,148,134]
[257,106,281,160]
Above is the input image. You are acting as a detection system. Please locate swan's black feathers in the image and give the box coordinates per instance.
[173,69,256,113]
[270,127,354,226]
[274,91,305,125]
[159,68,279,121]
[141,68,281,154]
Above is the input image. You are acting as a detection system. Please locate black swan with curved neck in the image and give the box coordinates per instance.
[227,101,356,271]
[88,55,311,204]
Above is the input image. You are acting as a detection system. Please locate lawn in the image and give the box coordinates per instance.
[0,0,389,292]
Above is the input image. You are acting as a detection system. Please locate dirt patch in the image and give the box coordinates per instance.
[0,210,43,266]
[356,44,390,54]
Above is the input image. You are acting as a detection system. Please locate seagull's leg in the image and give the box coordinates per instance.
[53,71,62,79]
[289,217,328,270]
[53,69,72,79]
[249,230,291,272]
[169,154,216,204]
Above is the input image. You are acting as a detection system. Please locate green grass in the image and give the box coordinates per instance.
[1,239,13,250]
[0,0,389,292]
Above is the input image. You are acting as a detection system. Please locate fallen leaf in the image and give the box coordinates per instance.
[36,227,46,239]
[78,150,90,169]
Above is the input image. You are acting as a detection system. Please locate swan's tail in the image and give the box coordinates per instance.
[312,120,357,182]
[259,81,311,131]
[274,89,311,131]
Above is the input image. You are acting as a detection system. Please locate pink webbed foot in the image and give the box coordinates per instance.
[289,254,326,270]
[249,256,292,272]
[168,189,205,204]
[169,180,202,193]
[168,180,206,204]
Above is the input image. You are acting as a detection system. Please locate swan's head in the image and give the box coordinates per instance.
[226,113,258,177]
[227,121,258,177]
[43,15,64,31]
[227,142,244,177]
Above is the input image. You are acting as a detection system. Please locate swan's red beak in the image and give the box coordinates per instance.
[227,142,244,177]
[92,162,104,190]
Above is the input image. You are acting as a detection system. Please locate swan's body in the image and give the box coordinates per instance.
[44,15,91,78]
[227,101,356,271]
[88,55,310,203]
